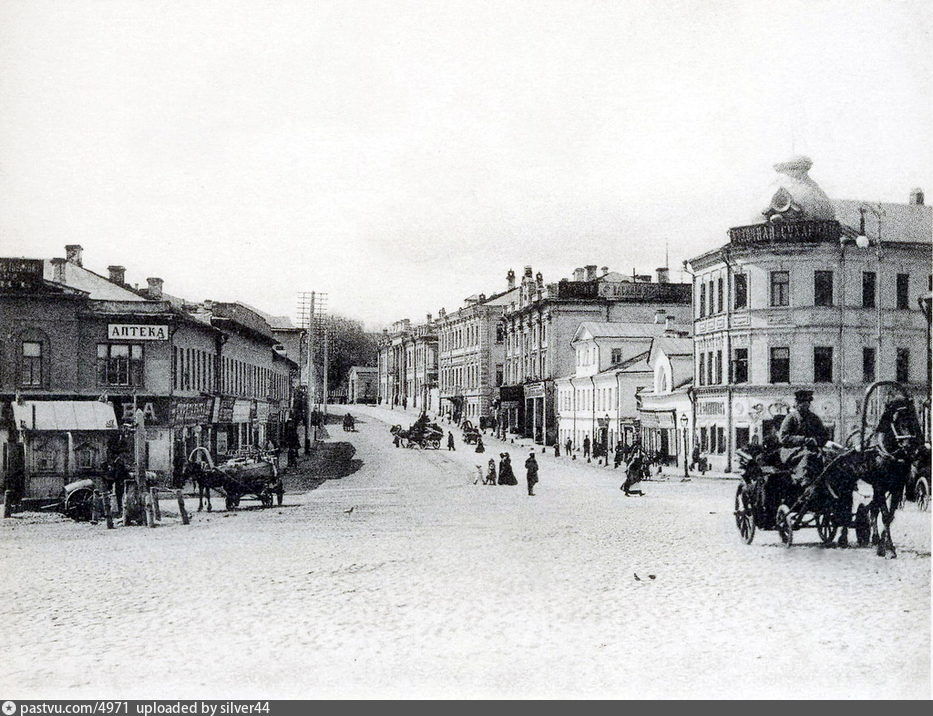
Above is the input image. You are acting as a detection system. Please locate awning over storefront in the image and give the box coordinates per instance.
[638,410,675,429]
[12,400,118,432]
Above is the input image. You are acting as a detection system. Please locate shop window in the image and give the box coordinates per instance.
[862,347,876,384]
[75,444,99,470]
[896,273,909,310]
[770,347,790,383]
[862,272,876,308]
[770,271,789,307]
[814,271,834,307]
[732,348,748,384]
[21,341,43,387]
[33,441,58,472]
[97,344,144,386]
[733,273,748,309]
[814,346,833,383]
[735,427,750,449]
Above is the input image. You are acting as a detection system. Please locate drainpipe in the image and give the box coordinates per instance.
[589,375,597,450]
[838,241,846,440]
[721,247,734,472]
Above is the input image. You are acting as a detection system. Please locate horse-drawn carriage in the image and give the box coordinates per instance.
[186,447,283,512]
[390,415,444,449]
[733,382,925,556]
[461,420,481,446]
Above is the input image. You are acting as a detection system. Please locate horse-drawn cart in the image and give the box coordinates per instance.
[186,447,282,512]
[733,381,924,556]
[390,415,444,449]
[461,420,481,446]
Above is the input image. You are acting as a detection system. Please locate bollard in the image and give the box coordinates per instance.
[91,490,102,524]
[123,480,135,525]
[144,493,156,528]
[102,490,114,529]
[3,490,13,518]
[150,488,162,521]
[175,489,190,525]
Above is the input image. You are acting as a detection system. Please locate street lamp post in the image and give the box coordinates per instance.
[680,413,689,478]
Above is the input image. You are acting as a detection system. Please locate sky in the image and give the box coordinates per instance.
[1,0,931,329]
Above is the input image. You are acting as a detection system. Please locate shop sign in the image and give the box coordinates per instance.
[216,432,228,455]
[698,400,726,416]
[500,401,519,410]
[0,258,43,291]
[256,402,270,422]
[173,397,214,426]
[107,324,169,341]
[640,412,675,429]
[525,383,546,399]
[109,396,173,426]
[215,396,235,423]
[232,399,253,423]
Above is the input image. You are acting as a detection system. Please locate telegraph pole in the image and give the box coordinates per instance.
[297,291,328,452]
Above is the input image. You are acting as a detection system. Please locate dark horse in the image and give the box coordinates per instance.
[861,395,925,557]
[183,459,229,512]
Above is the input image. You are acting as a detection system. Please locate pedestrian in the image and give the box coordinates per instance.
[565,437,572,456]
[614,441,624,469]
[553,441,560,457]
[525,452,539,496]
[393,432,401,448]
[475,436,485,453]
[621,450,645,496]
[447,431,455,451]
[583,436,591,460]
[497,453,517,485]
[483,459,497,485]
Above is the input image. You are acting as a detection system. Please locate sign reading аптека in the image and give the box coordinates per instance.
[108,324,169,340]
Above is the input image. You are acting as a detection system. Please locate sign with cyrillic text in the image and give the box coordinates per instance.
[108,324,169,340]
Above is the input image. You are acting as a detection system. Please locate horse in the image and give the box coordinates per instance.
[860,396,925,557]
[184,446,232,512]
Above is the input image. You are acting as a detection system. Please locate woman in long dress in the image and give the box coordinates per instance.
[497,453,518,485]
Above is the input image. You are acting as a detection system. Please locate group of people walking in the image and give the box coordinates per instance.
[481,452,538,496]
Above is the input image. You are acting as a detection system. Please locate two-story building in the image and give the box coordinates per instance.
[500,265,692,445]
[685,157,931,472]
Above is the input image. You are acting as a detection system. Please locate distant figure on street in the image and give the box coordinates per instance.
[621,450,645,496]
[525,452,539,496]
[475,436,485,453]
[484,459,497,485]
[393,433,401,448]
[447,432,455,451]
[583,436,591,460]
[498,453,517,485]
[614,441,625,469]
[553,441,560,457]
[565,437,572,456]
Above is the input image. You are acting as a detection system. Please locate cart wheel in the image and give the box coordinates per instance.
[734,483,756,545]
[776,505,793,547]
[854,504,871,546]
[915,477,929,512]
[261,493,273,508]
[816,512,838,545]
[431,439,440,450]
[225,493,240,510]
[65,487,95,522]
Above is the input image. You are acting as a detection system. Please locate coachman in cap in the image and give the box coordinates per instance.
[779,389,829,503]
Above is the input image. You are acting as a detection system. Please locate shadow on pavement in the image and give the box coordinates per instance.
[284,441,363,492]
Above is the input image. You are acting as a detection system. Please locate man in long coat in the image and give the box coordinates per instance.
[525,453,539,496]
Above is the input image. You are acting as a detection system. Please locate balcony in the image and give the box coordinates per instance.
[728,219,841,247]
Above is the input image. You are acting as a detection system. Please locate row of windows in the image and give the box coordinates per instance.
[699,345,909,385]
[173,346,214,392]
[440,323,503,351]
[506,351,547,384]
[558,386,617,412]
[220,357,289,400]
[697,270,913,316]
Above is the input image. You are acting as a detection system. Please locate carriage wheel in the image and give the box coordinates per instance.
[816,512,838,545]
[734,483,756,544]
[225,493,240,510]
[776,505,794,547]
[915,477,930,512]
[431,439,440,450]
[261,493,273,508]
[65,487,95,522]
[854,504,871,546]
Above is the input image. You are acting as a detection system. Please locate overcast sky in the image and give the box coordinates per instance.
[1,0,931,329]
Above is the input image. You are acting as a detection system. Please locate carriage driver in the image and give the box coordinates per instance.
[779,389,829,505]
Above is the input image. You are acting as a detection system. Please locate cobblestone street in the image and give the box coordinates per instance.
[1,406,929,699]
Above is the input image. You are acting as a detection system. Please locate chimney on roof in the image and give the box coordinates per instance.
[50,257,66,283]
[506,269,516,291]
[656,267,670,284]
[108,265,126,284]
[523,266,533,279]
[535,272,543,287]
[479,293,486,302]
[202,299,213,311]
[654,308,667,324]
[65,245,83,266]
[146,277,163,299]
[664,315,676,333]
[572,268,585,282]
[426,313,432,323]
[439,307,446,319]
[601,266,609,276]
[585,265,597,281]
[910,187,925,205]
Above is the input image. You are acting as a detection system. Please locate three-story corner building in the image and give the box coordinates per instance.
[499,265,692,445]
[436,283,517,424]
[685,157,932,473]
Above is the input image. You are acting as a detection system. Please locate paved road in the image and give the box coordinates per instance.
[1,406,929,698]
